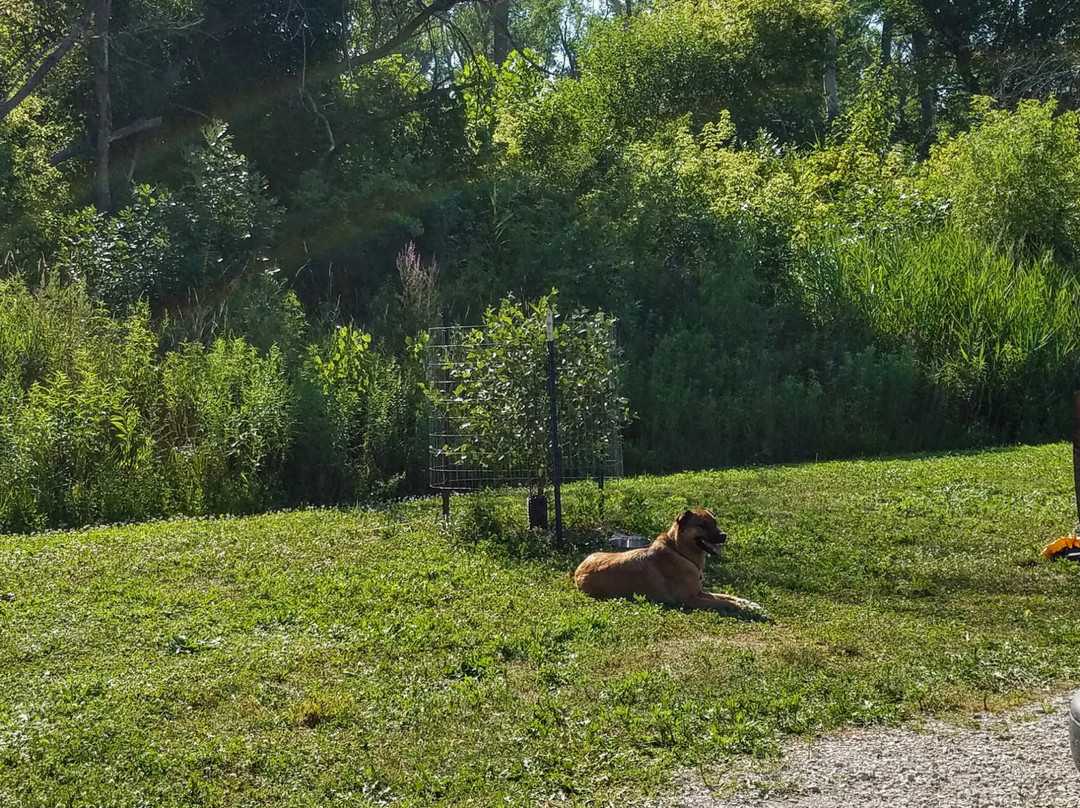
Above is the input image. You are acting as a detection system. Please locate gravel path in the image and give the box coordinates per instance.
[661,694,1080,808]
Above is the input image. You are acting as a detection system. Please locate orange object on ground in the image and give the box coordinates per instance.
[1042,535,1080,560]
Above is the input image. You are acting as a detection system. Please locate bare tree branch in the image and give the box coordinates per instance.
[364,81,479,125]
[558,21,579,78]
[0,0,95,122]
[300,87,336,170]
[355,0,461,67]
[49,116,162,166]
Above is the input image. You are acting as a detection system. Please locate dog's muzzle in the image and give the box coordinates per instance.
[696,532,727,555]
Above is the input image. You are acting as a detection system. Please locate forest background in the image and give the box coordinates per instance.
[2,0,1080,531]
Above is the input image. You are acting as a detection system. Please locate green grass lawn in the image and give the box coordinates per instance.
[3,444,1080,807]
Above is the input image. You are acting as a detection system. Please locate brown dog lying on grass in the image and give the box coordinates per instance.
[574,509,769,620]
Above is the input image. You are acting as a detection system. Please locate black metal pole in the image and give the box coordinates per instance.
[1072,389,1080,530]
[546,312,564,546]
[436,308,453,522]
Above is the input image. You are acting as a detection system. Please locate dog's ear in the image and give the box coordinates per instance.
[676,510,694,527]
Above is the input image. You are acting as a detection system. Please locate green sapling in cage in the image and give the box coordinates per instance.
[425,291,628,528]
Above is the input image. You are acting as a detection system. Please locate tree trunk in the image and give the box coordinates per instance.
[825,28,839,124]
[491,0,510,65]
[90,0,113,213]
[49,116,160,167]
[912,29,934,156]
[896,69,907,132]
[823,0,839,125]
[881,14,893,68]
[952,41,979,96]
[928,15,979,96]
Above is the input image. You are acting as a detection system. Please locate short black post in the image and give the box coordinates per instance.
[546,312,564,546]
[528,494,549,530]
[442,490,451,521]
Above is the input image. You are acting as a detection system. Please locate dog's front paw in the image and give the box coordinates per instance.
[738,599,775,623]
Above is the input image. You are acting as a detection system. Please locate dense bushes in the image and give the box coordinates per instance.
[7,95,1080,533]
[5,0,1080,530]
[292,324,425,504]
[916,99,1080,263]
[58,125,281,314]
[0,281,164,530]
[457,87,1080,470]
[0,276,419,532]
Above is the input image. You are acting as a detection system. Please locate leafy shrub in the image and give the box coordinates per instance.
[568,0,830,143]
[288,325,420,504]
[0,97,70,261]
[790,68,916,243]
[0,278,166,530]
[58,123,281,313]
[161,339,292,513]
[917,98,1080,262]
[0,273,424,531]
[160,272,309,361]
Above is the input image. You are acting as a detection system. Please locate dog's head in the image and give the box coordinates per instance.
[673,509,727,556]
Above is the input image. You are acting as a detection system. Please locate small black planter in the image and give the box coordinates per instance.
[527,495,548,530]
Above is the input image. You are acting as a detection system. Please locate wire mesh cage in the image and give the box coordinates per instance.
[427,320,624,492]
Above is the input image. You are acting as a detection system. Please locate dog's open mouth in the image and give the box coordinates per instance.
[696,533,727,555]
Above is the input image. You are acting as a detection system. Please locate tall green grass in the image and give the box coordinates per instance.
[801,226,1080,435]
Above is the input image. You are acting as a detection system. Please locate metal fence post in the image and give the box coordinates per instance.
[546,312,564,546]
